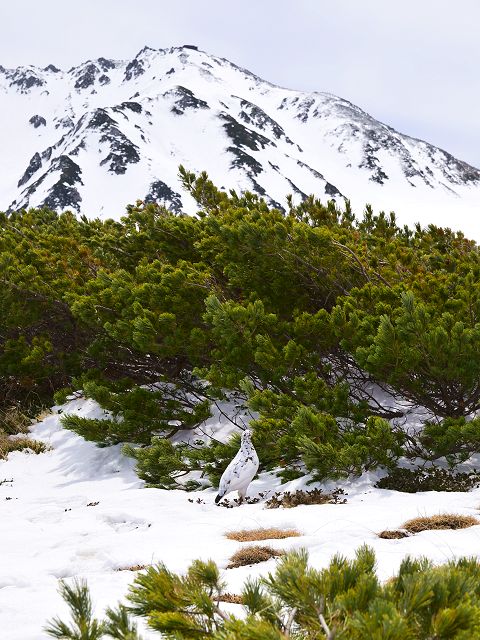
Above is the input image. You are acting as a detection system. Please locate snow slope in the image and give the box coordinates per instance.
[2,398,480,638]
[1,45,480,237]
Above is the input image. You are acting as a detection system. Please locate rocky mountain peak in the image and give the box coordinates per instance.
[1,45,479,235]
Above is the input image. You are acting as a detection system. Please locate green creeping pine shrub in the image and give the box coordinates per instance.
[61,378,211,445]
[123,438,198,490]
[0,209,98,407]
[199,295,340,395]
[195,293,403,482]
[45,579,104,640]
[60,415,125,446]
[420,416,480,465]
[334,287,480,417]
[245,384,403,481]
[46,547,480,639]
[8,172,480,486]
[297,414,404,482]
[376,466,480,493]
[123,432,244,489]
[123,405,403,487]
[45,579,140,640]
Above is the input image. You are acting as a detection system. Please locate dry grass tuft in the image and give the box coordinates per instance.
[35,408,53,423]
[116,564,150,572]
[0,434,49,460]
[402,514,479,533]
[227,545,284,569]
[0,405,50,461]
[218,593,243,604]
[378,529,410,539]
[225,527,301,542]
[0,406,31,435]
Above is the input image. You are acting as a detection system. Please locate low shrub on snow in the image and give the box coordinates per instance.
[379,514,478,538]
[46,546,480,639]
[402,514,478,533]
[377,466,480,493]
[225,527,300,542]
[217,592,243,604]
[0,405,31,435]
[9,174,480,490]
[60,414,124,446]
[227,545,284,568]
[116,564,150,573]
[420,416,480,465]
[265,487,347,508]
[123,437,202,491]
[378,529,410,539]
[0,433,48,460]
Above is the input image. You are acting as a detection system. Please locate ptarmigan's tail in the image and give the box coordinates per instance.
[215,494,221,504]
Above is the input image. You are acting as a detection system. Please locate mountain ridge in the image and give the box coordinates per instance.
[1,44,479,234]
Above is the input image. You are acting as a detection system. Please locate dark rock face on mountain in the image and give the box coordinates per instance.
[145,180,183,213]
[71,58,118,90]
[83,108,141,174]
[118,101,142,114]
[43,64,61,73]
[10,155,83,213]
[41,156,83,211]
[238,98,290,142]
[221,113,272,151]
[8,68,45,92]
[18,153,42,187]
[1,45,479,233]
[100,140,140,175]
[74,63,100,89]
[29,115,47,128]
[166,86,210,115]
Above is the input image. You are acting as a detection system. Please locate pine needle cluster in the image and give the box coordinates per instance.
[46,547,480,639]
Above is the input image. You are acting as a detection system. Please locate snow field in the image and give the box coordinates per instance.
[2,397,480,638]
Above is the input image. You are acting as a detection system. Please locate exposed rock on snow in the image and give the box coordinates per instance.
[144,179,183,212]
[29,114,47,128]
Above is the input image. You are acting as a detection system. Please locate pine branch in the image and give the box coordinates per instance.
[104,605,142,639]
[44,579,104,640]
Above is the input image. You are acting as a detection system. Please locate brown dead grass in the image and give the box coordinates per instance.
[225,527,301,542]
[227,545,284,568]
[116,564,150,572]
[218,593,244,604]
[35,408,53,423]
[0,406,31,435]
[0,434,49,460]
[378,529,410,539]
[402,514,479,533]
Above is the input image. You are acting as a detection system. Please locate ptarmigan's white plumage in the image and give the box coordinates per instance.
[215,429,259,504]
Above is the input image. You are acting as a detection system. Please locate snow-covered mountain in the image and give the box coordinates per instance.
[1,45,480,234]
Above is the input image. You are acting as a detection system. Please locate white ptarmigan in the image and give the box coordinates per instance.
[215,429,259,504]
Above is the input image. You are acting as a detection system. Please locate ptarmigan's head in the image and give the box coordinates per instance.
[241,429,252,444]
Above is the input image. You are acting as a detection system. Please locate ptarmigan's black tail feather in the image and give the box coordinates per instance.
[215,494,221,504]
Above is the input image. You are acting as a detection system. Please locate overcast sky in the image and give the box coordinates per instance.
[1,0,479,166]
